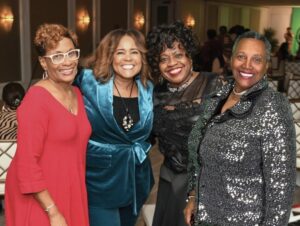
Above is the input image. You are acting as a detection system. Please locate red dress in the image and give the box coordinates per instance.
[5,86,91,226]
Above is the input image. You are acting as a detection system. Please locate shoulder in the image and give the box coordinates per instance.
[255,88,293,124]
[146,80,154,92]
[74,68,97,87]
[138,79,154,93]
[258,88,290,109]
[18,86,49,114]
[22,86,49,102]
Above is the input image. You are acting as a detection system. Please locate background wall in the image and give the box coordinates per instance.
[0,0,21,83]
[269,6,292,45]
[0,0,299,99]
[291,7,300,55]
[101,0,127,38]
[30,0,68,81]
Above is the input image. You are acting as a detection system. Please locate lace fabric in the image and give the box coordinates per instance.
[153,72,222,173]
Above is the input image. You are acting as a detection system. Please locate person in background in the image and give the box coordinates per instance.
[146,21,222,226]
[284,27,294,55]
[185,31,296,226]
[198,29,222,72]
[229,24,245,42]
[211,43,233,82]
[0,82,25,140]
[5,23,91,226]
[217,25,232,48]
[74,28,154,226]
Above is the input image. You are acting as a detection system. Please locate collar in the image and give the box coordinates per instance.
[211,77,268,118]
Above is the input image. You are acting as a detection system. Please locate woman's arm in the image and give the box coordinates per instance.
[34,190,68,226]
[260,93,296,226]
[184,190,196,226]
[211,57,223,74]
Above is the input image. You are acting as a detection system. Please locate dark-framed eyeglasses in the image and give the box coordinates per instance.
[43,49,80,64]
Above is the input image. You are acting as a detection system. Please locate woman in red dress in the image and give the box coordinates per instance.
[5,23,91,226]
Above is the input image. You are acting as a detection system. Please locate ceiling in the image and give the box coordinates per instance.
[206,0,300,6]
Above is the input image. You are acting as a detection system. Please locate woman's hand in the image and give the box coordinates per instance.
[48,205,68,226]
[184,197,196,226]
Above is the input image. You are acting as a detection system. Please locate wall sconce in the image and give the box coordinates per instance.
[134,12,145,30]
[77,9,90,32]
[185,15,195,28]
[0,6,14,32]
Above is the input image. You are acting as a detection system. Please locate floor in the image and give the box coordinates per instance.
[0,145,299,226]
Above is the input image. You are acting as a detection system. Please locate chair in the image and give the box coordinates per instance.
[268,59,285,92]
[291,100,300,187]
[0,140,17,196]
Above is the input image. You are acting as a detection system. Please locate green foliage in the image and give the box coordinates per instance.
[263,27,279,53]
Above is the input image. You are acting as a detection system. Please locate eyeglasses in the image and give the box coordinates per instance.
[43,49,80,64]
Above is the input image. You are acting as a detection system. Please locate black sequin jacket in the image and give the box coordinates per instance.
[188,78,296,226]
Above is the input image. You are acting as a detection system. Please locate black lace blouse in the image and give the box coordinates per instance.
[152,72,221,173]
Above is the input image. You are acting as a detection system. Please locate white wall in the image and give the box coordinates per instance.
[258,7,271,33]
[269,6,292,45]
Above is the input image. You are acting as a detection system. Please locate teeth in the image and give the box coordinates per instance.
[122,65,134,70]
[169,68,181,75]
[240,72,253,77]
[61,69,73,74]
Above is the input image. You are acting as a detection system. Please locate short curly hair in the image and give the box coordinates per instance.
[34,23,78,56]
[146,21,199,82]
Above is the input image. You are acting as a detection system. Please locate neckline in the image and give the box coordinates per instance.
[32,85,80,117]
[113,95,138,100]
[166,71,199,93]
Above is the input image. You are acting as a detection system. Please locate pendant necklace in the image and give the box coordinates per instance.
[114,80,134,132]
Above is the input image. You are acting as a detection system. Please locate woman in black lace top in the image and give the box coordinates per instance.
[146,21,222,226]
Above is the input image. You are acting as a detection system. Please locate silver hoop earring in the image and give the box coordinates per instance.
[43,71,48,79]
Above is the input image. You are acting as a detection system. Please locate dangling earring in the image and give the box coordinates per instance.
[43,71,48,79]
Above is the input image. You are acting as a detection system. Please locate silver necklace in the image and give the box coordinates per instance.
[232,87,248,96]
[167,72,193,93]
[114,81,134,131]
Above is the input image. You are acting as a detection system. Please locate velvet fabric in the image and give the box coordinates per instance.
[75,69,154,216]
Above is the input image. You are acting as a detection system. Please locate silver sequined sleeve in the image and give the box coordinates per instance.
[260,92,296,225]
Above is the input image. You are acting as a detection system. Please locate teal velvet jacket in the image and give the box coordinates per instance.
[75,69,154,214]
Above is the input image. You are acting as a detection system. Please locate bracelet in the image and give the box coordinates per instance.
[186,195,196,203]
[45,203,55,212]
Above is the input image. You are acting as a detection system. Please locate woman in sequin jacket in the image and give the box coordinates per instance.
[185,31,296,226]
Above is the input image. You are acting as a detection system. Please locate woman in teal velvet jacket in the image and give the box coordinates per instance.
[74,29,154,226]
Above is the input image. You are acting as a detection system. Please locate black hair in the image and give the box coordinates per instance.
[2,82,25,110]
[146,21,199,82]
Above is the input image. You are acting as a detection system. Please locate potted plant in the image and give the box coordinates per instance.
[263,27,279,55]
